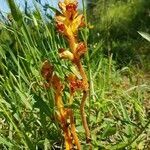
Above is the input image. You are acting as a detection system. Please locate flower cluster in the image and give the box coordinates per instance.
[56,0,87,64]
[56,0,84,38]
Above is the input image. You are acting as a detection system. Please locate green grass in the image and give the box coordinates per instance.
[0,0,150,149]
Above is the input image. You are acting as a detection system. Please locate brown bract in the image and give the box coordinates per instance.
[41,60,54,82]
[52,74,64,93]
[74,42,87,60]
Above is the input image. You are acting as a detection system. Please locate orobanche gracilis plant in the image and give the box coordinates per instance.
[41,0,91,149]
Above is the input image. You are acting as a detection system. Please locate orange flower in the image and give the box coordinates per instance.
[56,15,84,37]
[56,22,65,34]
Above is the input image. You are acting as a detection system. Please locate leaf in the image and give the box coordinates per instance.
[15,88,32,110]
[138,31,150,42]
[110,142,127,150]
[0,136,13,147]
[6,0,23,25]
[44,4,61,15]
[33,94,53,117]
[102,124,117,138]
[119,100,133,136]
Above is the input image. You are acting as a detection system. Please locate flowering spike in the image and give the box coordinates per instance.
[54,0,91,149]
[55,0,83,38]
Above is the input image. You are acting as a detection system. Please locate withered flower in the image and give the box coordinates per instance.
[67,74,84,94]
[41,60,54,88]
[52,74,64,93]
[41,60,54,81]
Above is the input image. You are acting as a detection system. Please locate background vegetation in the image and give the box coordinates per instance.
[0,0,150,149]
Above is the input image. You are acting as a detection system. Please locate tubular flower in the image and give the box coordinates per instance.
[56,14,84,37]
[58,0,78,19]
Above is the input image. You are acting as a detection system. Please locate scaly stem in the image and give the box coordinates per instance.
[80,91,90,141]
[75,61,91,149]
[68,109,81,150]
[75,61,88,89]
[68,35,77,53]
[63,126,73,150]
[55,92,73,149]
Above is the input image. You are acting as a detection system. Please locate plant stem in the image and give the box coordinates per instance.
[75,61,92,149]
[80,90,90,141]
[75,61,88,90]
[69,109,81,150]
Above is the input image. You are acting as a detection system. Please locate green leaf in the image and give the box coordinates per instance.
[44,4,61,15]
[6,0,23,25]
[33,94,53,117]
[110,142,127,150]
[138,31,150,42]
[119,100,133,136]
[102,124,117,138]
[0,136,13,147]
[15,87,32,110]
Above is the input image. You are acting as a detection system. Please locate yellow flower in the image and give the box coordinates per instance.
[56,0,84,37]
[56,14,83,37]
